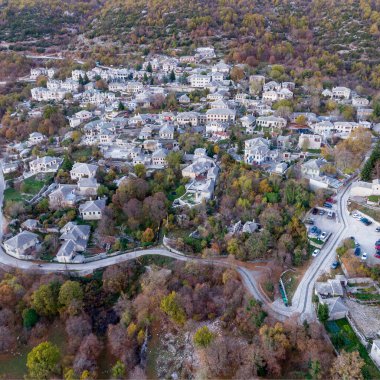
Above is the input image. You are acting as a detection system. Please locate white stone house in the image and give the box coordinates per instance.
[332,86,351,99]
[159,125,175,140]
[49,184,77,209]
[182,156,216,179]
[72,70,86,81]
[206,108,236,123]
[301,159,325,178]
[79,198,106,221]
[31,87,66,102]
[76,177,100,197]
[240,115,256,132]
[3,231,39,259]
[352,97,370,108]
[256,116,287,129]
[244,137,277,165]
[179,94,191,104]
[298,134,322,150]
[29,156,62,174]
[176,112,199,126]
[188,74,211,88]
[28,132,46,146]
[152,148,168,167]
[262,91,278,102]
[70,163,98,180]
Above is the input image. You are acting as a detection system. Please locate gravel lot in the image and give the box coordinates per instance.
[345,299,380,339]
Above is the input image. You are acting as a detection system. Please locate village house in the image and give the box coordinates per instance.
[240,115,256,133]
[176,112,199,127]
[332,86,351,99]
[57,222,91,263]
[79,198,106,220]
[28,132,46,146]
[49,184,77,209]
[31,87,67,102]
[182,156,216,179]
[298,134,322,150]
[244,137,277,165]
[256,116,287,129]
[72,69,86,81]
[263,81,281,92]
[76,177,100,197]
[159,124,175,139]
[151,148,168,167]
[206,108,236,123]
[179,94,191,104]
[29,156,62,174]
[3,231,39,259]
[352,97,370,108]
[301,158,326,178]
[68,110,93,128]
[70,163,98,180]
[188,74,211,88]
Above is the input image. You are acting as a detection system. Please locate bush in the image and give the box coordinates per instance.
[193,326,214,348]
[22,308,39,329]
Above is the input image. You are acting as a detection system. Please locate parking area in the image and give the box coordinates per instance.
[342,209,380,267]
[306,206,341,245]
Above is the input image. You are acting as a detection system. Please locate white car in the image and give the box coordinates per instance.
[352,212,361,219]
[312,249,320,257]
[361,252,368,261]
[319,231,327,241]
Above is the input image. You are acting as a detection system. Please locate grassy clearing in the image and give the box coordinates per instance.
[281,270,300,303]
[71,147,93,161]
[4,175,49,204]
[325,318,380,380]
[351,201,380,223]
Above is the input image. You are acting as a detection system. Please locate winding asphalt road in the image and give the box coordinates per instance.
[0,165,352,322]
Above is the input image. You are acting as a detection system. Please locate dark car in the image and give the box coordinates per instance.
[326,197,337,204]
[331,261,340,269]
[361,217,372,226]
[354,247,361,256]
[319,209,325,215]
[312,208,318,215]
[323,202,333,208]
[375,253,380,259]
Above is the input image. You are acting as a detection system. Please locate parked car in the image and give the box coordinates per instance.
[331,261,340,269]
[376,226,380,232]
[312,208,318,215]
[354,247,361,256]
[323,202,333,208]
[327,211,334,219]
[319,231,328,241]
[305,218,314,225]
[352,212,361,219]
[312,249,320,257]
[361,252,368,261]
[326,197,337,204]
[361,217,372,226]
[375,253,380,259]
[319,209,325,215]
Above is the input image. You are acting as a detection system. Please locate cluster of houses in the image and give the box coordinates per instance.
[3,45,379,264]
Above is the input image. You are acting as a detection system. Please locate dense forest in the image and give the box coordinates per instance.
[0,260,342,379]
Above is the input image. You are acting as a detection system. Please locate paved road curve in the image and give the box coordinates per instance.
[0,165,352,322]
